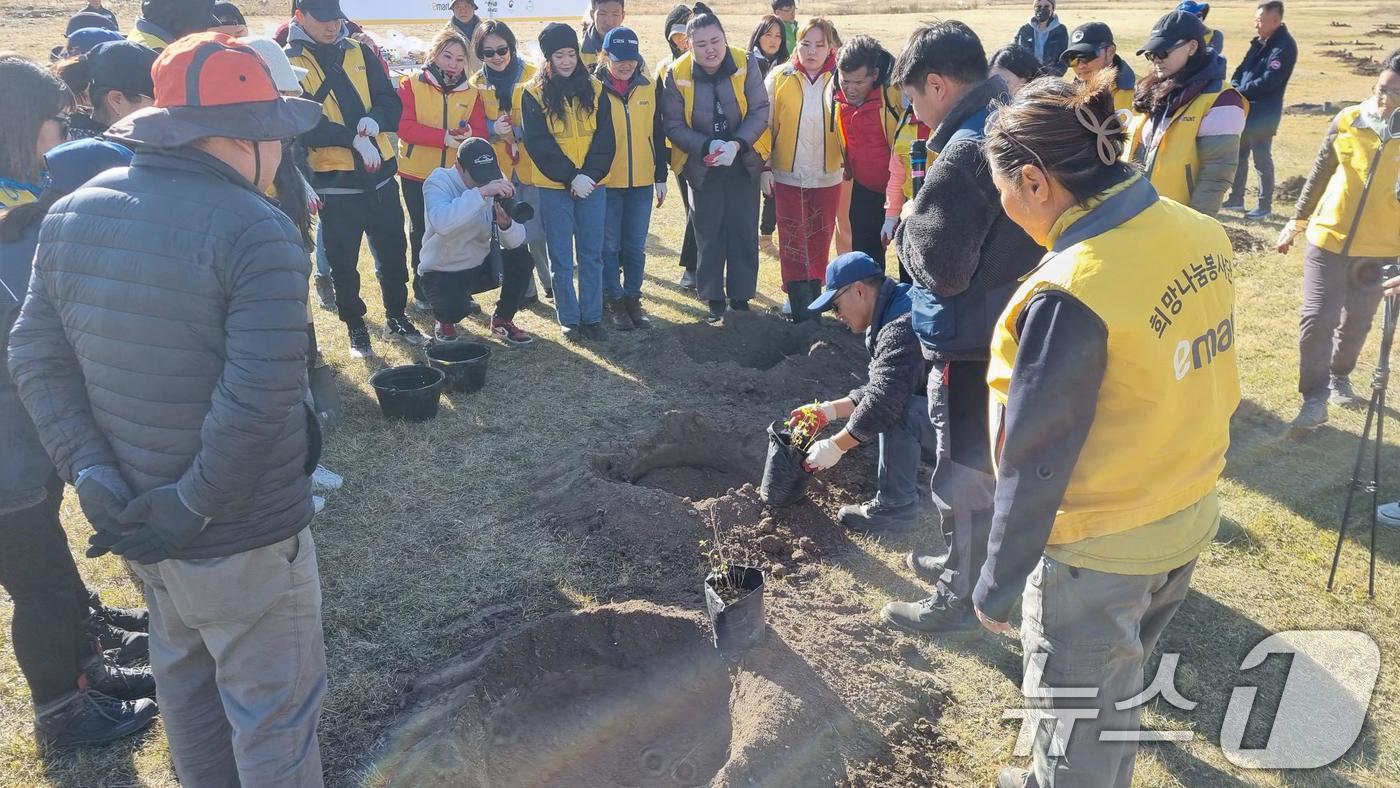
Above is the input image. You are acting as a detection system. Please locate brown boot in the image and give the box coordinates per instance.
[624,295,652,329]
[606,298,635,331]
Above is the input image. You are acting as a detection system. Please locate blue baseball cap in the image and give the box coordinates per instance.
[603,26,641,62]
[1176,1,1210,18]
[807,252,883,313]
[43,139,134,198]
[67,27,126,55]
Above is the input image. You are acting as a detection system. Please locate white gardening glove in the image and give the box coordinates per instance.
[352,135,382,172]
[655,180,668,207]
[1276,220,1304,254]
[570,174,595,199]
[444,130,464,148]
[712,140,740,167]
[493,114,513,137]
[356,117,379,137]
[760,170,774,196]
[804,437,846,472]
[880,217,898,246]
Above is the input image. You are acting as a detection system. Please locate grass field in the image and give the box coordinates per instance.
[3,0,1400,785]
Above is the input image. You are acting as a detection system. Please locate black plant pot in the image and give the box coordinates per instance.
[759,420,809,506]
[704,565,766,652]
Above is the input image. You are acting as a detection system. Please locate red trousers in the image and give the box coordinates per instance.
[774,181,842,286]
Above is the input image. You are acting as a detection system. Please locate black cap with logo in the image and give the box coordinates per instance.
[456,138,503,184]
[1137,11,1208,57]
[1062,22,1115,63]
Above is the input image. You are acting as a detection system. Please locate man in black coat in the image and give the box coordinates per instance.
[1227,0,1297,218]
[1012,0,1068,77]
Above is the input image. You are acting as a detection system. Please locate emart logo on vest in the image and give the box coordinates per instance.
[1174,314,1234,381]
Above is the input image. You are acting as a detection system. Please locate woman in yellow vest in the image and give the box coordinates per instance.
[520,22,615,342]
[658,5,699,288]
[594,27,667,331]
[764,17,843,323]
[397,30,486,314]
[0,56,72,211]
[471,19,551,303]
[1276,50,1400,430]
[975,73,1239,788]
[659,4,770,325]
[748,14,788,255]
[1126,10,1245,216]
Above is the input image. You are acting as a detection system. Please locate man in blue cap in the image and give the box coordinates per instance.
[788,252,937,534]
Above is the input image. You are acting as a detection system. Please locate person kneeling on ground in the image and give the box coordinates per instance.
[790,252,936,533]
[421,137,535,346]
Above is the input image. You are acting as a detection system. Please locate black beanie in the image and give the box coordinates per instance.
[539,22,580,60]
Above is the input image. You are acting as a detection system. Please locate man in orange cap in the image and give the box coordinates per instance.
[10,33,328,787]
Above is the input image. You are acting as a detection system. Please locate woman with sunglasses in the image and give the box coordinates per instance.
[471,19,553,302]
[1277,49,1400,432]
[57,40,159,141]
[0,56,73,210]
[1125,9,1244,216]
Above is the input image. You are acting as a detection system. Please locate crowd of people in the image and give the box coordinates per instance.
[0,0,1396,785]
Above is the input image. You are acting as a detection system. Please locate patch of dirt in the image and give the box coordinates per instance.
[1275,175,1305,205]
[674,309,816,370]
[1320,48,1385,76]
[599,412,765,502]
[1225,225,1270,255]
[1366,25,1400,38]
[1285,102,1356,116]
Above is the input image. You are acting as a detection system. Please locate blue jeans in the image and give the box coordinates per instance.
[604,185,653,299]
[876,394,938,509]
[539,186,607,327]
[314,220,382,279]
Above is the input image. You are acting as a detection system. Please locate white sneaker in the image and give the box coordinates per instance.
[1378,502,1400,529]
[313,495,326,514]
[312,465,343,493]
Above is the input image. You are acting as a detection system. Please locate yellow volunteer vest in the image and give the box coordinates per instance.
[1306,104,1400,258]
[1126,87,1242,205]
[667,47,772,173]
[768,65,843,175]
[987,177,1240,545]
[892,108,930,201]
[1111,87,1137,125]
[127,27,168,50]
[288,42,396,174]
[471,62,538,183]
[605,78,660,189]
[397,73,481,181]
[0,185,37,211]
[521,78,605,189]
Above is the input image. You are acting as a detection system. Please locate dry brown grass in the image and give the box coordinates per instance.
[2,1,1400,786]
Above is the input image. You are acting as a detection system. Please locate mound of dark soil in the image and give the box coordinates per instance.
[1275,175,1306,205]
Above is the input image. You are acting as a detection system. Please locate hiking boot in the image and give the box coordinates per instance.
[705,300,725,326]
[906,550,949,584]
[1221,199,1245,212]
[434,321,461,342]
[624,295,652,329]
[81,656,156,701]
[384,315,427,346]
[1291,397,1328,431]
[313,275,335,311]
[347,323,373,358]
[1330,375,1366,409]
[1245,206,1273,220]
[839,499,920,534]
[606,298,635,331]
[680,269,697,290]
[881,585,982,641]
[490,316,534,347]
[728,299,750,312]
[561,325,582,344]
[86,617,148,667]
[35,691,158,749]
[997,767,1033,788]
[88,597,148,634]
[580,323,607,342]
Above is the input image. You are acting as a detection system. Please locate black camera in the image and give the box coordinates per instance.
[496,196,533,224]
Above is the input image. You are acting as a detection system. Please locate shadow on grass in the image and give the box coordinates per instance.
[40,730,151,788]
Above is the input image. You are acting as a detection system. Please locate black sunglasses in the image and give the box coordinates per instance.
[1066,48,1105,65]
[1144,40,1188,63]
[481,46,510,58]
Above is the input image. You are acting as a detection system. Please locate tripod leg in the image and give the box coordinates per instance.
[1371,388,1383,599]
[1328,393,1379,592]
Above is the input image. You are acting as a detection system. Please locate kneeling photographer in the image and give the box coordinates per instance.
[421,138,536,346]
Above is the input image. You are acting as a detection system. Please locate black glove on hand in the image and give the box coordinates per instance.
[112,485,210,565]
[75,466,134,557]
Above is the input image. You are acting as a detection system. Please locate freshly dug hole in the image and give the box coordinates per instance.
[604,411,765,501]
[378,604,733,787]
[676,310,815,370]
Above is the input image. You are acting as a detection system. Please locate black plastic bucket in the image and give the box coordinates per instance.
[369,365,445,422]
[425,342,491,394]
[704,565,766,651]
[759,420,809,506]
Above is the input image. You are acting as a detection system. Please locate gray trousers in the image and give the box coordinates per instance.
[130,528,326,788]
[1298,243,1389,400]
[690,166,760,303]
[927,361,996,602]
[1019,557,1197,788]
[876,394,939,509]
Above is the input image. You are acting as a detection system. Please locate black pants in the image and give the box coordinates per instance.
[320,181,410,325]
[678,177,698,271]
[760,192,777,237]
[420,245,534,325]
[400,177,429,303]
[849,181,887,271]
[927,360,995,605]
[1230,128,1276,211]
[0,480,90,705]
[691,167,760,303]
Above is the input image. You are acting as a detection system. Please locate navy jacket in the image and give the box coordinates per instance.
[1231,24,1297,135]
[1013,17,1069,78]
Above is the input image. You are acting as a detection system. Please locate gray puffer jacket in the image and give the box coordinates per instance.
[9,147,315,559]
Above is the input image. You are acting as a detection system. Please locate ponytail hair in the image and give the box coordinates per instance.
[985,69,1134,205]
[686,2,723,38]
[56,52,144,125]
